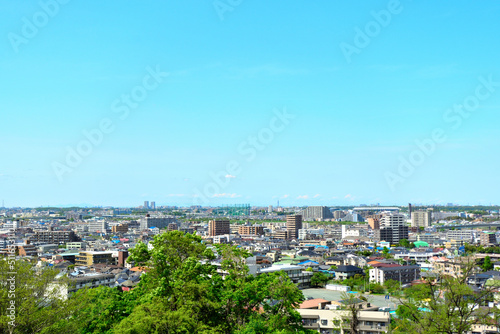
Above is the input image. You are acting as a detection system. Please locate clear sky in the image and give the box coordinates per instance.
[1,0,500,208]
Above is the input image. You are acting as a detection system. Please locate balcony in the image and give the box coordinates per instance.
[358,323,387,332]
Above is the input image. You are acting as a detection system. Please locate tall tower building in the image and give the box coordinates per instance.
[208,219,230,237]
[151,202,156,210]
[144,201,150,209]
[286,215,302,240]
[375,213,408,244]
[411,210,431,228]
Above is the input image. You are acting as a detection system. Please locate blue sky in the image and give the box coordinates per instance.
[1,0,500,207]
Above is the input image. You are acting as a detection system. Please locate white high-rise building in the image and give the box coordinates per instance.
[376,213,408,243]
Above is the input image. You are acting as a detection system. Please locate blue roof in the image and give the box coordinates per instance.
[298,260,319,265]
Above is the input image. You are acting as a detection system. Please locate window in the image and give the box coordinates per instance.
[321,320,328,325]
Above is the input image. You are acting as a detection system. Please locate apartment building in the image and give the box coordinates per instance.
[66,242,87,250]
[416,233,440,244]
[367,217,380,230]
[238,225,264,236]
[111,224,129,233]
[16,243,38,257]
[298,308,390,334]
[446,230,474,242]
[369,265,420,285]
[139,216,177,230]
[31,230,79,244]
[375,213,408,244]
[259,264,313,289]
[75,251,114,266]
[167,223,178,231]
[299,206,334,221]
[274,230,289,240]
[394,251,440,265]
[208,219,230,236]
[411,210,432,228]
[480,232,497,246]
[286,215,303,240]
[433,259,473,278]
[54,273,115,298]
[88,220,108,233]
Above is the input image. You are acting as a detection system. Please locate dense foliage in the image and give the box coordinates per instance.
[393,262,500,334]
[1,232,313,334]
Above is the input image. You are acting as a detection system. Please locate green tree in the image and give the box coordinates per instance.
[0,259,83,334]
[311,272,329,288]
[399,239,410,248]
[115,231,309,333]
[383,279,400,294]
[393,261,500,334]
[482,256,493,271]
[368,283,384,294]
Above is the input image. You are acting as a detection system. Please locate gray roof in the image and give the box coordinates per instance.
[335,265,363,273]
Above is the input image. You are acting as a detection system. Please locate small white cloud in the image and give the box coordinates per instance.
[313,194,320,198]
[282,194,289,198]
[213,193,241,198]
[344,194,355,200]
[297,195,309,199]
[225,174,236,178]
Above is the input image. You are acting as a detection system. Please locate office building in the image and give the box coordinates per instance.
[208,219,230,236]
[411,210,432,228]
[286,215,303,240]
[151,201,156,210]
[144,201,149,209]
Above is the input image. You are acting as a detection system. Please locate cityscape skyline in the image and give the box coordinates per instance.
[2,1,500,207]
